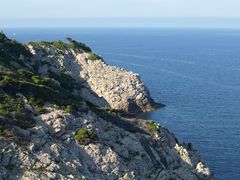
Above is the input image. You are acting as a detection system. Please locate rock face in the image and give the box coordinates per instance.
[0,38,213,180]
[75,53,159,113]
[0,108,212,180]
[28,44,160,113]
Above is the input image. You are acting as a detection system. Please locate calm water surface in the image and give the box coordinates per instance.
[4,28,240,179]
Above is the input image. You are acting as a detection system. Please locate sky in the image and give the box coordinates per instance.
[1,0,240,28]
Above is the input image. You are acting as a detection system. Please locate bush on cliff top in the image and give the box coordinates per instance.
[52,41,68,51]
[30,38,91,53]
[66,37,92,53]
[88,52,102,61]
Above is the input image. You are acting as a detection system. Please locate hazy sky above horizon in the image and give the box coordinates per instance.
[1,0,240,28]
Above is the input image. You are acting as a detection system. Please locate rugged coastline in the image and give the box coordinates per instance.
[0,33,213,179]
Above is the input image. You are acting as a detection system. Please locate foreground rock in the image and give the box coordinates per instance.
[0,108,212,179]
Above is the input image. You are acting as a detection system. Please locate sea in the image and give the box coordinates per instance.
[3,28,240,179]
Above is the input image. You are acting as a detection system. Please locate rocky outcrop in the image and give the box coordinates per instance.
[75,53,160,113]
[0,108,212,179]
[28,44,160,113]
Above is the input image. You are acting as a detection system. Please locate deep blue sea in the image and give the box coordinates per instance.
[3,28,240,179]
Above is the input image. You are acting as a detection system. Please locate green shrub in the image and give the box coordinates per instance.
[31,76,42,84]
[65,105,73,113]
[28,97,46,114]
[66,37,92,52]
[75,128,98,145]
[0,92,34,129]
[88,52,101,61]
[30,38,92,53]
[32,41,52,47]
[31,41,67,51]
[90,106,119,120]
[17,68,34,79]
[3,75,12,82]
[52,41,67,51]
[31,76,50,85]
[146,120,159,133]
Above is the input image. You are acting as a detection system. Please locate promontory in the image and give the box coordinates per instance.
[0,33,213,179]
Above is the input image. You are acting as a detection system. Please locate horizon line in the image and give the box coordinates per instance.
[1,17,240,29]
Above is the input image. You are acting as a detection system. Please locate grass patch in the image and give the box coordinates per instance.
[75,128,98,145]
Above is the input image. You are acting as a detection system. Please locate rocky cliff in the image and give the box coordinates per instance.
[28,42,160,113]
[0,33,213,179]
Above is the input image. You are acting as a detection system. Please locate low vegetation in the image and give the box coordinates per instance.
[52,41,68,51]
[0,90,34,129]
[0,33,83,130]
[97,107,118,113]
[0,32,32,67]
[75,128,98,145]
[65,105,73,113]
[90,106,119,120]
[29,37,92,53]
[145,120,159,133]
[66,37,92,53]
[88,52,101,61]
